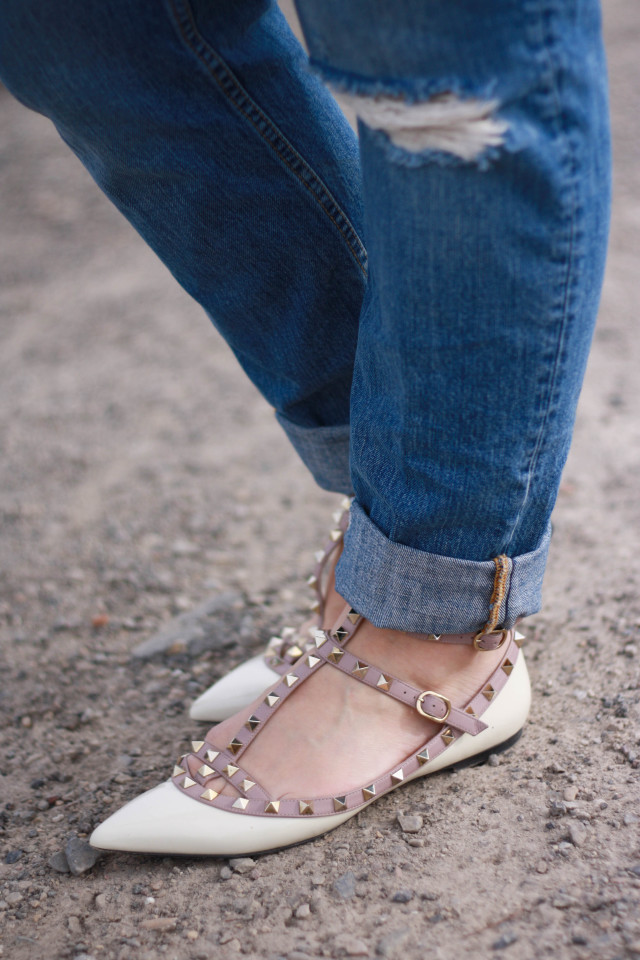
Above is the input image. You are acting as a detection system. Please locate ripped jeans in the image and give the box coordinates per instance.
[0,0,610,633]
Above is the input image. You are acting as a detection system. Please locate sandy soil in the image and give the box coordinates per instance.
[1,1,639,958]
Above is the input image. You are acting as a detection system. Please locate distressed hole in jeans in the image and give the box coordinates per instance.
[336,91,508,163]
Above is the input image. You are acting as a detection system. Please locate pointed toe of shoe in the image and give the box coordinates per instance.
[90,780,352,857]
[189,654,280,721]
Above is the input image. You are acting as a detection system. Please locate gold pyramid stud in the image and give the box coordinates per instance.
[333,796,347,812]
[417,749,430,766]
[315,550,325,563]
[191,740,204,753]
[281,626,296,639]
[514,630,525,647]
[264,694,280,707]
[240,779,255,792]
[228,738,243,755]
[482,684,496,701]
[197,763,214,778]
[306,654,320,668]
[284,673,299,687]
[347,609,360,624]
[334,627,348,641]
[286,644,303,659]
[307,575,318,590]
[222,763,239,778]
[314,631,327,648]
[362,785,376,801]
[327,647,344,664]
[340,496,352,510]
[329,529,343,542]
[464,705,477,717]
[391,769,404,784]
[299,801,314,815]
[233,798,249,810]
[333,509,343,523]
[269,656,283,667]
[309,599,321,613]
[268,635,283,649]
[172,765,185,778]
[245,715,261,732]
[351,660,369,679]
[377,673,392,691]
[442,728,455,746]
[426,633,442,642]
[205,749,219,763]
[265,801,280,814]
[182,776,196,789]
[502,658,514,675]
[200,788,218,801]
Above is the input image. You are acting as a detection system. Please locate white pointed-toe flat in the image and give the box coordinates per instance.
[91,604,530,858]
[188,499,351,722]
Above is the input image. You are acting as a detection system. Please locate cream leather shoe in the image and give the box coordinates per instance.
[91,608,529,858]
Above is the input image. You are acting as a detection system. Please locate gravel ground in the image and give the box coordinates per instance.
[1,1,639,958]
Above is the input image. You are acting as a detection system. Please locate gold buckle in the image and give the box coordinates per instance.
[473,628,509,652]
[416,690,451,723]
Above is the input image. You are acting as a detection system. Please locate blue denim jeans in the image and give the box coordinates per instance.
[0,0,610,633]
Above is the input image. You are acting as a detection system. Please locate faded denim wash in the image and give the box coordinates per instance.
[0,0,610,633]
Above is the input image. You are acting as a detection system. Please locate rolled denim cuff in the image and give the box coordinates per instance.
[275,412,352,495]
[335,501,551,634]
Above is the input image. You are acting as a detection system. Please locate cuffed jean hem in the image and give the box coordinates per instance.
[335,501,552,634]
[275,412,353,495]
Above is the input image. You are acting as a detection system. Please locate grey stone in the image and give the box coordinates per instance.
[65,837,101,875]
[219,866,233,880]
[333,871,357,900]
[5,892,23,905]
[567,821,587,847]
[4,849,23,863]
[391,890,413,903]
[487,754,501,767]
[48,850,70,874]
[132,591,243,657]
[623,812,638,826]
[229,857,255,874]
[397,813,423,833]
[492,932,518,950]
[295,902,311,918]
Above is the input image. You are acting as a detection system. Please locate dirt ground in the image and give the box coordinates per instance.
[1,2,639,958]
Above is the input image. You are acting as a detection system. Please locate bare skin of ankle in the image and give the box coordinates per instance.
[188,564,508,799]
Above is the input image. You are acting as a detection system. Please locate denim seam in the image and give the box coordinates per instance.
[165,0,368,277]
[502,0,579,553]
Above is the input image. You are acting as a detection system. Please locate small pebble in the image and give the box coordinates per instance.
[492,932,518,950]
[186,930,198,940]
[487,754,501,767]
[229,857,255,874]
[4,850,23,864]
[5,892,23,906]
[567,821,587,848]
[563,787,578,802]
[65,837,100,875]
[219,866,233,881]
[68,916,82,936]
[397,812,423,833]
[295,903,311,918]
[333,871,357,900]
[623,812,638,826]
[392,890,413,903]
[535,861,548,874]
